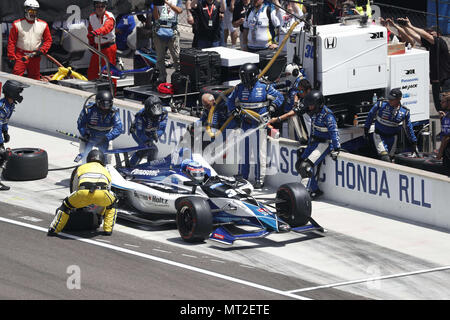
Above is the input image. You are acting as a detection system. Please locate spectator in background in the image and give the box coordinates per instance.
[223,0,238,47]
[354,0,371,17]
[186,0,199,47]
[314,0,342,25]
[242,0,280,52]
[115,14,136,52]
[232,0,251,50]
[379,17,415,47]
[401,17,450,112]
[437,92,450,175]
[189,0,225,48]
[276,0,305,53]
[153,0,183,83]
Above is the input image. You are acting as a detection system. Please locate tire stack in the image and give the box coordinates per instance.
[394,151,448,175]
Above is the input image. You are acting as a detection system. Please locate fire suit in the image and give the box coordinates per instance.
[364,101,417,159]
[300,106,340,194]
[77,103,123,163]
[7,18,52,80]
[48,161,117,234]
[227,81,284,184]
[0,98,15,145]
[87,10,117,81]
[129,109,168,166]
[0,98,15,187]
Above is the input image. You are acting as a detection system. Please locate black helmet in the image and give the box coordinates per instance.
[144,95,163,119]
[2,80,29,104]
[95,90,113,112]
[303,90,324,114]
[239,63,259,89]
[86,149,106,166]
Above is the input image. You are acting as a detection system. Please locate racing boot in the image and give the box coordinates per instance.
[48,207,70,236]
[253,180,264,190]
[0,182,10,191]
[102,205,117,236]
[0,166,10,191]
[309,188,324,200]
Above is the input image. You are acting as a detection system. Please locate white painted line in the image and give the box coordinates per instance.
[19,216,43,222]
[181,254,197,258]
[210,259,226,264]
[287,266,450,294]
[0,217,311,300]
[96,239,111,243]
[152,248,172,254]
[124,243,140,248]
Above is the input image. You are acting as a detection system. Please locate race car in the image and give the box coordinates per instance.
[72,146,324,244]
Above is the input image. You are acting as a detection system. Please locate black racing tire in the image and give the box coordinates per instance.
[199,85,233,100]
[4,148,48,181]
[394,151,439,170]
[69,166,79,193]
[393,152,434,168]
[421,158,447,175]
[64,207,102,231]
[276,183,312,227]
[176,197,212,243]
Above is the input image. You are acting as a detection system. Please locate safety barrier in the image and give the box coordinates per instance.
[1,71,449,231]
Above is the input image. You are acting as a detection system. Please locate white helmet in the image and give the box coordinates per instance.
[24,0,39,21]
[24,0,40,8]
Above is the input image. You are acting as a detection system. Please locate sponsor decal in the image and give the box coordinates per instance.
[213,233,225,240]
[131,169,160,176]
[324,37,337,49]
[333,160,432,208]
[369,31,384,40]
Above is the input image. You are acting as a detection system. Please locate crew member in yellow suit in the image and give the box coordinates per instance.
[47,149,117,236]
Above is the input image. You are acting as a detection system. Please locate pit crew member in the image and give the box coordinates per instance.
[87,0,117,83]
[296,90,341,199]
[7,0,52,80]
[364,88,417,162]
[48,149,117,236]
[0,80,29,191]
[130,95,168,166]
[227,62,284,189]
[77,90,122,164]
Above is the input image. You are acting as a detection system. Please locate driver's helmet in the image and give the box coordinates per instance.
[181,159,205,183]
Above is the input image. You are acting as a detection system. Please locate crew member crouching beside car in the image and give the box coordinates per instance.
[48,149,117,236]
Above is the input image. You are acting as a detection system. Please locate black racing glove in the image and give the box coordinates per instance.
[2,131,10,144]
[364,127,370,140]
[7,59,15,69]
[268,104,276,115]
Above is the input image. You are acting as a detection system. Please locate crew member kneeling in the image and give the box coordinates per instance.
[48,149,117,236]
[364,88,417,162]
[296,90,341,199]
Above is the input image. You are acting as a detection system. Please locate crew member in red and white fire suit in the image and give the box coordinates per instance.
[7,0,52,80]
[87,0,117,82]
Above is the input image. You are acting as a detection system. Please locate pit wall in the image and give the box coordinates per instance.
[1,72,449,231]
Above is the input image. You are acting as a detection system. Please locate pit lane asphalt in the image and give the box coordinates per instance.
[0,202,362,300]
[3,125,450,300]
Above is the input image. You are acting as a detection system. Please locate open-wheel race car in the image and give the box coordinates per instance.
[72,146,325,244]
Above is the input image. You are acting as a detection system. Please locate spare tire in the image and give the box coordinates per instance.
[199,85,233,102]
[394,152,434,169]
[4,148,48,181]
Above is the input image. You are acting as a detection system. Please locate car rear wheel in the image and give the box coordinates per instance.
[276,183,312,227]
[176,197,212,243]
